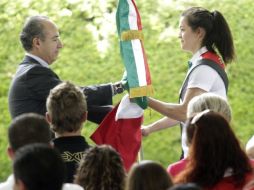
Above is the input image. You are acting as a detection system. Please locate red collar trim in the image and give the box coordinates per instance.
[201,52,225,69]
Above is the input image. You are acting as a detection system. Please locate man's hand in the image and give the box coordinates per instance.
[113,81,125,94]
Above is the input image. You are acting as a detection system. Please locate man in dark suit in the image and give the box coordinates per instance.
[8,15,124,124]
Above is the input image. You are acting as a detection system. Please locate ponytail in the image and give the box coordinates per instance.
[211,11,235,64]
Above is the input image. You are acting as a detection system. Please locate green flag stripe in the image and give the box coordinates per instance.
[117,0,139,87]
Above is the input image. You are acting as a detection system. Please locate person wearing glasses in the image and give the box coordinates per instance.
[172,111,254,190]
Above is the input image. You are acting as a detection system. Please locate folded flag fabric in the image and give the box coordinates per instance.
[90,95,143,171]
[116,0,153,109]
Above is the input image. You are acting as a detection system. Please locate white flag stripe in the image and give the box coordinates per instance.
[127,0,147,86]
[127,0,138,30]
[131,39,147,86]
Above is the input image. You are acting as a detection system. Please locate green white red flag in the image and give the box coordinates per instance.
[116,0,153,106]
[91,0,152,171]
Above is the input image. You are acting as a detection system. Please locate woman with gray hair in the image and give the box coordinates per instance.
[187,92,231,121]
[168,92,232,177]
[183,92,232,158]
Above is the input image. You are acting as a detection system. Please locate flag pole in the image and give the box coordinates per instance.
[138,142,144,162]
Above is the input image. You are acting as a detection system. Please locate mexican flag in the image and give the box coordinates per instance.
[116,0,153,109]
[91,0,152,171]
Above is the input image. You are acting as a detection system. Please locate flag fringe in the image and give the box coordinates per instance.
[121,30,144,41]
[129,85,153,98]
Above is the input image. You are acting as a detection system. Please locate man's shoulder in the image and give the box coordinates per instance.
[16,61,55,79]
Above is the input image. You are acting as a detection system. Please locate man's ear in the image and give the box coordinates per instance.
[82,111,88,122]
[7,146,15,160]
[32,37,41,49]
[45,112,52,124]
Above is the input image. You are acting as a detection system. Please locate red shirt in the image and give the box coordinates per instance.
[167,158,188,177]
[204,173,254,190]
[167,159,254,189]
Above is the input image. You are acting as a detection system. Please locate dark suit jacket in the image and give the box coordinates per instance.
[8,56,113,124]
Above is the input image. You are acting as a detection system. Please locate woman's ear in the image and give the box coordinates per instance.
[197,27,206,40]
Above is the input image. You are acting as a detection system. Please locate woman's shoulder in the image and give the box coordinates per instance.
[167,158,188,177]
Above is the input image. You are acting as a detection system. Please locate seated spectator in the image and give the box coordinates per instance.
[168,93,232,177]
[0,113,83,190]
[46,81,90,182]
[13,143,65,190]
[125,160,173,190]
[246,136,254,159]
[174,111,254,190]
[183,93,231,158]
[74,145,125,190]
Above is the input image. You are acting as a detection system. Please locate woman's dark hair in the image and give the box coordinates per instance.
[181,7,235,64]
[125,160,173,190]
[175,111,252,188]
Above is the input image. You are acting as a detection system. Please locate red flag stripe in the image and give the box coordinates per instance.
[130,0,142,30]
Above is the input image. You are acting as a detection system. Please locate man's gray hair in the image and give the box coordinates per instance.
[20,15,49,51]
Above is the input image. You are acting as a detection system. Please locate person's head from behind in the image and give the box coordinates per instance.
[8,113,51,159]
[126,160,173,190]
[187,93,231,122]
[46,81,87,136]
[20,15,63,64]
[179,7,234,63]
[74,145,125,190]
[179,111,251,187]
[13,143,65,190]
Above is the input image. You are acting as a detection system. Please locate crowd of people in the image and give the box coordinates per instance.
[1,5,254,190]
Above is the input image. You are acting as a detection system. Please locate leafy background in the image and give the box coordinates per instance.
[0,0,254,180]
